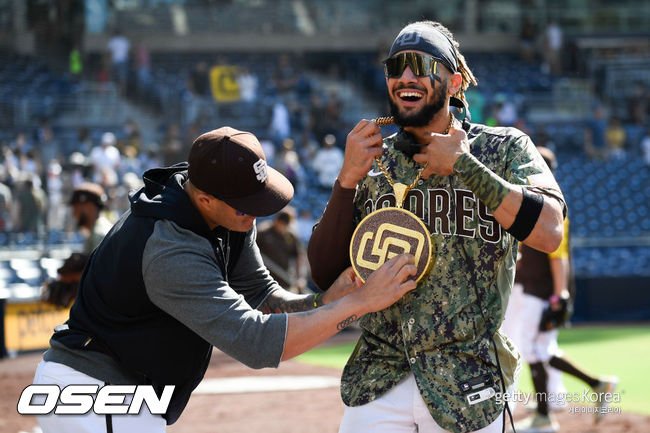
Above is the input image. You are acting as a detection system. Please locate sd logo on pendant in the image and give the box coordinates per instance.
[350,206,433,283]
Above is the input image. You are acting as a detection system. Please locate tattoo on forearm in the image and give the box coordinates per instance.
[259,293,316,314]
[337,315,358,331]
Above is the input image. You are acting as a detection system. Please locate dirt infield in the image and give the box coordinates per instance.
[1,332,648,433]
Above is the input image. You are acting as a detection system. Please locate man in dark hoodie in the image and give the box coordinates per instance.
[31,126,418,432]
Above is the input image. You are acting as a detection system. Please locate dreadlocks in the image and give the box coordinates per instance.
[426,21,478,107]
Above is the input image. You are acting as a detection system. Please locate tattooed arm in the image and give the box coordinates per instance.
[280,254,417,361]
[258,267,359,314]
[258,291,316,314]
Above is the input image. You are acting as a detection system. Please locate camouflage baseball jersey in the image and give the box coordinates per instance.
[342,123,565,433]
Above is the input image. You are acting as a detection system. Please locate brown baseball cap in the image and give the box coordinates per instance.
[188,127,294,217]
[69,182,107,208]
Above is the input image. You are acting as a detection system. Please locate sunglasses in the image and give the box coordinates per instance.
[383,52,441,79]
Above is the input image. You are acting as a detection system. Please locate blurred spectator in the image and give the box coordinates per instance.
[296,208,316,245]
[605,117,626,160]
[237,66,259,103]
[272,53,300,95]
[1,146,20,184]
[107,29,131,94]
[161,124,184,166]
[75,127,93,155]
[36,122,62,174]
[70,183,113,255]
[184,60,212,125]
[307,93,327,139]
[312,133,344,189]
[270,98,291,142]
[484,103,499,127]
[67,152,91,189]
[321,91,345,145]
[20,151,42,180]
[259,136,277,167]
[42,183,114,308]
[297,130,320,164]
[641,128,650,166]
[543,20,563,75]
[135,42,152,99]
[10,131,33,155]
[183,122,202,158]
[585,105,608,160]
[13,176,46,234]
[495,96,518,126]
[119,145,143,179]
[189,60,211,97]
[0,178,12,233]
[274,138,304,188]
[115,172,144,214]
[46,160,65,233]
[514,118,533,138]
[122,119,142,153]
[519,15,538,63]
[534,127,557,154]
[89,132,121,184]
[69,45,83,81]
[627,83,648,126]
[139,144,163,173]
[256,207,307,293]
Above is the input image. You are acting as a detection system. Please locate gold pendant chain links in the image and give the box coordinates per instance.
[372,112,454,204]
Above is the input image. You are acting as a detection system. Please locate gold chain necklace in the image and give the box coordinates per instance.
[372,112,454,208]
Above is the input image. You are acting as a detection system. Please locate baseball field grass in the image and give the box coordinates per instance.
[296,324,650,415]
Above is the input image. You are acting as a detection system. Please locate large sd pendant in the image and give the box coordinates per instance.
[349,183,433,283]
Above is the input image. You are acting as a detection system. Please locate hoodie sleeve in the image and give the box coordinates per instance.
[141,220,286,369]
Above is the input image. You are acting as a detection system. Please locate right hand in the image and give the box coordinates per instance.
[338,120,384,189]
[355,254,417,313]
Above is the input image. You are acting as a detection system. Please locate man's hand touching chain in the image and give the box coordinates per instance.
[413,126,470,178]
[337,120,384,189]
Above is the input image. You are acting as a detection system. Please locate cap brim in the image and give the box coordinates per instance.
[223,167,294,217]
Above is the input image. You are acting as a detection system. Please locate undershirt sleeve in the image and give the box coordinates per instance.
[307,180,358,290]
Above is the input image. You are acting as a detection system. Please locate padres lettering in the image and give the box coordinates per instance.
[363,188,502,243]
[356,223,425,271]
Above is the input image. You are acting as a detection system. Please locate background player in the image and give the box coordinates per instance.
[511,146,618,433]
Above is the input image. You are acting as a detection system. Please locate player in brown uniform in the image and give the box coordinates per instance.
[513,147,618,433]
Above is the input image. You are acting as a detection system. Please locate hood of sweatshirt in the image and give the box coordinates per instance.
[129,163,214,239]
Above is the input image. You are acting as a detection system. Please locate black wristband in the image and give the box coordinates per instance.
[506,188,544,241]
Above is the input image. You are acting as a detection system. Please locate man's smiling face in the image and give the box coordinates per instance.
[386,51,448,127]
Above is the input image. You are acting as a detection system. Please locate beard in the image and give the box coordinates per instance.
[389,79,447,127]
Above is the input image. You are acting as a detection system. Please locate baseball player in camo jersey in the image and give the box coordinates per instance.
[308,20,566,433]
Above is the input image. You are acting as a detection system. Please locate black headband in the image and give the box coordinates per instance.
[387,23,458,73]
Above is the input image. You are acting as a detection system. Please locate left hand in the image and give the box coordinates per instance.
[321,267,360,305]
[412,126,470,178]
[550,290,570,311]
